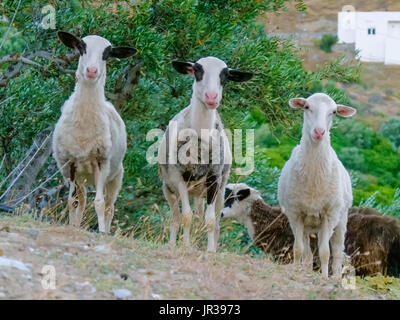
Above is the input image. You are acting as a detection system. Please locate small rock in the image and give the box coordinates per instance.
[7,233,19,239]
[0,257,30,272]
[22,274,32,280]
[27,229,39,239]
[113,289,132,300]
[151,293,162,300]
[94,245,108,253]
[120,273,129,281]
[236,273,249,282]
[76,281,96,294]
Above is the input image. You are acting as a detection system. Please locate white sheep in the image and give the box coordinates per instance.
[277,93,356,278]
[158,57,253,252]
[52,31,136,233]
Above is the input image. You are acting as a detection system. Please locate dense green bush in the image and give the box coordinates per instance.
[319,34,338,53]
[379,118,400,152]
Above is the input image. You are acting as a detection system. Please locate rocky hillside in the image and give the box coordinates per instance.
[0,213,399,299]
[259,0,400,129]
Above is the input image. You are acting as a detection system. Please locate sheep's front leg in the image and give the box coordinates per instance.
[318,217,331,279]
[213,189,224,252]
[195,197,205,216]
[68,181,78,226]
[93,160,109,233]
[163,183,180,246]
[74,184,87,228]
[205,174,220,253]
[293,219,305,266]
[330,217,346,278]
[303,233,313,272]
[204,202,216,252]
[104,166,123,233]
[177,181,192,247]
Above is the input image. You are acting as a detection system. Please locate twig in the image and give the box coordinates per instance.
[0,144,32,191]
[0,132,52,202]
[0,94,16,106]
[0,51,78,87]
[0,154,6,173]
[10,160,70,207]
[0,0,22,52]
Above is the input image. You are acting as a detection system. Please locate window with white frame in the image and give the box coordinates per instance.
[368,27,376,35]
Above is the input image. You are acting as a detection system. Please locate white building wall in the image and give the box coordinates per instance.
[354,12,388,62]
[337,11,400,64]
[385,21,400,64]
[338,11,356,44]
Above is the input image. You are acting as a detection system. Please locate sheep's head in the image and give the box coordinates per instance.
[289,93,356,143]
[57,31,136,85]
[171,57,253,109]
[221,183,261,224]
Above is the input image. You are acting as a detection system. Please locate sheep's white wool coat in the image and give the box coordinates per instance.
[278,140,352,233]
[53,85,126,185]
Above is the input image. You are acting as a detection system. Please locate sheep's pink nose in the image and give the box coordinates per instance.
[205,92,218,107]
[314,128,325,136]
[205,92,217,101]
[313,128,325,140]
[86,66,97,74]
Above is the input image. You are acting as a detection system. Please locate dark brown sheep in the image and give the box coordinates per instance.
[222,183,400,277]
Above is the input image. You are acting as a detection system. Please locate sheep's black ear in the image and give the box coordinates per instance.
[227,69,253,82]
[172,61,194,75]
[57,31,86,55]
[109,47,137,59]
[237,188,251,201]
[224,188,233,201]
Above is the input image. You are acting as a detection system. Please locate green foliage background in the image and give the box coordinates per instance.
[0,0,398,254]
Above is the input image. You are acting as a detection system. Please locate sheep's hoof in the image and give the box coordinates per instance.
[207,247,216,253]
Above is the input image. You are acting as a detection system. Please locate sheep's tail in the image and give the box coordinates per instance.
[387,234,400,277]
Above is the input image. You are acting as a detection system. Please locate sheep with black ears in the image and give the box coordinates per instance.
[158,57,253,252]
[222,183,295,263]
[277,93,356,278]
[222,183,400,277]
[52,31,136,233]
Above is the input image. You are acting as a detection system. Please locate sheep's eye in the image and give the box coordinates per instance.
[304,105,310,110]
[333,110,337,115]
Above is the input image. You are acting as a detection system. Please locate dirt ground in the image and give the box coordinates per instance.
[0,214,398,300]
